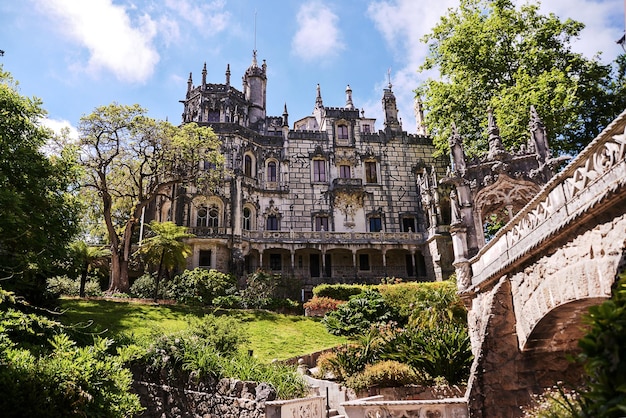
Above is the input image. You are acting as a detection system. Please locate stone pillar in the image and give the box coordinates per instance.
[353,251,358,281]
[232,176,243,236]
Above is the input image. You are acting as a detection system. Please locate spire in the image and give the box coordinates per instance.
[315,84,324,109]
[225,64,231,86]
[187,72,193,93]
[382,69,401,133]
[282,103,289,127]
[414,96,427,135]
[345,85,354,110]
[201,62,207,88]
[252,50,258,68]
[487,108,506,160]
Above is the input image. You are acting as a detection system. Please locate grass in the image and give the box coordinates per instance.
[57,298,347,363]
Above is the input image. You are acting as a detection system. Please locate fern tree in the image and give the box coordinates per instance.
[136,221,193,301]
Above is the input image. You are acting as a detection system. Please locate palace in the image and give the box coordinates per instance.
[151,50,457,298]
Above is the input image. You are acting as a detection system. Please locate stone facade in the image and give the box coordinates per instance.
[452,109,626,416]
[149,51,454,297]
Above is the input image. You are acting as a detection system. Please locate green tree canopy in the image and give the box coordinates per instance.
[418,0,626,157]
[74,104,223,293]
[0,65,79,302]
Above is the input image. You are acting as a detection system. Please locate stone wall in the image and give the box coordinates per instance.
[132,376,276,418]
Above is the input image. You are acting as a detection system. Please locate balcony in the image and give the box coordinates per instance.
[241,230,425,245]
[331,177,363,191]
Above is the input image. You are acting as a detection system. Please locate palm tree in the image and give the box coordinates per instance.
[136,221,194,302]
[69,241,110,297]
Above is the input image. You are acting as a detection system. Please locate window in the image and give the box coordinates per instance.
[266,215,279,231]
[197,206,208,227]
[203,160,216,170]
[369,216,382,232]
[402,217,416,233]
[267,161,277,182]
[244,155,253,177]
[313,159,326,182]
[243,207,251,230]
[365,161,378,183]
[208,207,219,227]
[339,164,351,179]
[337,125,348,140]
[315,216,329,231]
[208,110,219,122]
[199,250,212,267]
[359,254,370,271]
[363,124,371,134]
[269,253,282,271]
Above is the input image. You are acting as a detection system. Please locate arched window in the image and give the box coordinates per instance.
[244,155,253,177]
[267,161,277,182]
[208,206,219,227]
[243,207,251,230]
[197,206,208,227]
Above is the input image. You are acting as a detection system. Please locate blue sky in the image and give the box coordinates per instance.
[1,0,624,138]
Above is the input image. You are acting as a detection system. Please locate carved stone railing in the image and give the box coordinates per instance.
[188,227,228,237]
[341,395,468,418]
[331,177,363,190]
[265,396,325,418]
[464,110,626,290]
[242,230,425,245]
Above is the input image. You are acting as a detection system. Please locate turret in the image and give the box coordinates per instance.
[382,72,401,133]
[414,97,427,135]
[242,50,267,125]
[201,62,207,89]
[225,64,231,86]
[345,85,354,110]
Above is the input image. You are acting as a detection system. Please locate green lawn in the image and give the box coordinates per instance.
[58,298,347,363]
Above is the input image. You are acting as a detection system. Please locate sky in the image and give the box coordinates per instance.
[1,0,624,138]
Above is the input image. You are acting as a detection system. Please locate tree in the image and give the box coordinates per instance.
[68,241,109,297]
[418,0,626,157]
[75,104,222,293]
[136,221,193,302]
[0,65,79,302]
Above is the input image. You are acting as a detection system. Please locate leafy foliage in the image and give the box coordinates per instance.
[304,296,345,312]
[47,275,103,298]
[240,270,279,309]
[575,272,626,416]
[322,289,401,336]
[418,0,626,157]
[345,360,421,392]
[380,322,473,385]
[0,286,141,417]
[0,65,80,303]
[165,268,237,305]
[313,283,366,301]
[74,104,223,292]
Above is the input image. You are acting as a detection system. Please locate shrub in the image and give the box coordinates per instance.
[47,275,102,298]
[323,289,400,336]
[380,322,473,385]
[313,283,366,301]
[345,360,420,392]
[314,351,342,380]
[265,297,302,314]
[304,296,345,314]
[0,287,142,417]
[240,270,278,309]
[130,273,168,299]
[377,280,465,326]
[575,272,626,416]
[212,294,243,309]
[165,268,237,305]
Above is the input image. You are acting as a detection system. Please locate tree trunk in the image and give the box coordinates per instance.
[79,261,88,298]
[153,250,165,302]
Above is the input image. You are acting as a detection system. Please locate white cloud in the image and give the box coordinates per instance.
[292,2,344,62]
[164,0,231,34]
[40,118,79,141]
[37,0,160,83]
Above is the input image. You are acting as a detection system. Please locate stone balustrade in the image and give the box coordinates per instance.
[341,395,468,418]
[243,230,424,244]
[265,396,325,418]
[464,113,626,291]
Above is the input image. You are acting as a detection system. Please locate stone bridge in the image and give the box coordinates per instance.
[452,110,626,417]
